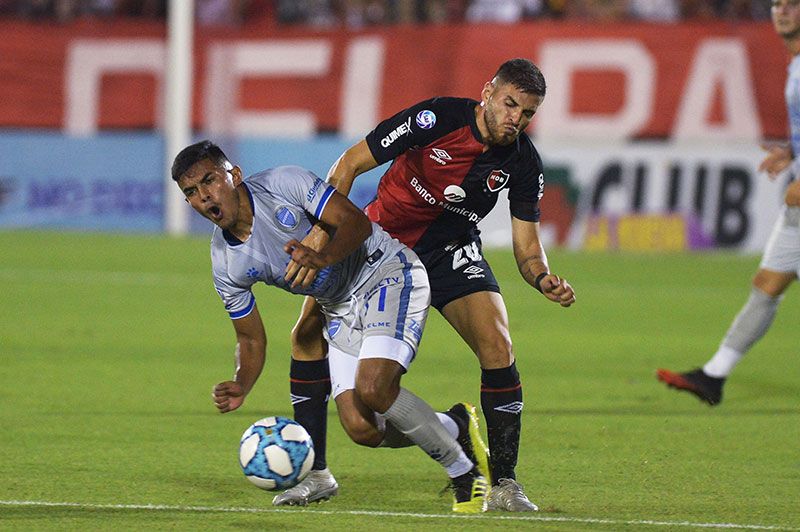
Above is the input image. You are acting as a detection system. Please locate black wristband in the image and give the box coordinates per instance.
[533,272,549,293]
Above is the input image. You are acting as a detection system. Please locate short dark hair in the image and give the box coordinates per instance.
[171,140,230,182]
[493,58,546,97]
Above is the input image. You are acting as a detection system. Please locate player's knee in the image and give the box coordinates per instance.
[290,316,327,361]
[476,336,514,368]
[752,270,795,297]
[354,380,394,414]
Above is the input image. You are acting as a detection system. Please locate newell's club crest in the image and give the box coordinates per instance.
[486,169,510,192]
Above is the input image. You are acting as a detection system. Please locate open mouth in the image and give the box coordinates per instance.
[208,205,223,221]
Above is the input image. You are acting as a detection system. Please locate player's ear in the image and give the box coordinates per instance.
[230,165,243,185]
[480,81,494,105]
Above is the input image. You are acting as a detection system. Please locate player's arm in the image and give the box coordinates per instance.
[511,216,575,307]
[327,139,379,195]
[758,141,793,179]
[786,178,800,206]
[285,140,379,287]
[212,305,267,413]
[284,190,372,280]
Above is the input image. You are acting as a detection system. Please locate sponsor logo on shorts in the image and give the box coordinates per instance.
[380,117,413,148]
[328,319,341,339]
[429,147,450,165]
[275,206,299,229]
[463,265,485,279]
[366,321,392,329]
[443,184,466,203]
[407,319,422,342]
[486,169,510,192]
[416,110,436,129]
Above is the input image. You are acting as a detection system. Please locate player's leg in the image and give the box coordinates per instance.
[422,239,536,511]
[289,296,330,468]
[327,344,485,459]
[323,321,488,511]
[354,251,487,512]
[658,206,799,404]
[440,290,537,511]
[272,297,336,507]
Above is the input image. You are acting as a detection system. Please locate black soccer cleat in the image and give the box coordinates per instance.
[444,402,491,484]
[656,368,725,406]
[451,468,488,513]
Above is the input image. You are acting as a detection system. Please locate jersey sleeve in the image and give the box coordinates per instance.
[262,165,336,221]
[508,136,544,222]
[211,236,255,320]
[365,97,455,165]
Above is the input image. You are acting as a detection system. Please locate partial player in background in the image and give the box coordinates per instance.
[172,140,490,512]
[657,0,800,405]
[281,58,576,511]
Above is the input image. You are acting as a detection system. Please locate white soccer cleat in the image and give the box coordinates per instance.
[271,467,339,506]
[486,478,539,512]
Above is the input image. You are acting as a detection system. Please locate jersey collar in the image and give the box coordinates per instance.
[222,182,255,246]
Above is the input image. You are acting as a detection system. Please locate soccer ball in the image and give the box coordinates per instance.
[239,416,315,491]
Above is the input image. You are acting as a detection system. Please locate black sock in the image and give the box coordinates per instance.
[480,362,522,483]
[290,358,330,471]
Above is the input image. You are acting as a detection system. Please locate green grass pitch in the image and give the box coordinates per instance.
[1,230,798,531]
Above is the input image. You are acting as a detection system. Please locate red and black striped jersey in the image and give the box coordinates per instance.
[364,96,544,253]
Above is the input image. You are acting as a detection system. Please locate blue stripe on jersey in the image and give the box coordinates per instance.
[314,185,335,219]
[229,293,255,319]
[378,286,387,311]
[394,251,413,340]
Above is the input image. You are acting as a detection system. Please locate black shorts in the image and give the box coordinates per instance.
[416,236,501,311]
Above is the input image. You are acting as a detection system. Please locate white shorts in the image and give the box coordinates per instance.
[759,206,800,275]
[321,249,430,398]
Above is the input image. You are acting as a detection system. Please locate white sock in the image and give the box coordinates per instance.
[436,412,460,440]
[703,288,781,378]
[379,388,473,478]
[703,345,742,378]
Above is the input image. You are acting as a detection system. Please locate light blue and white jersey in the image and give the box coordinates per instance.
[786,55,800,172]
[210,165,406,319]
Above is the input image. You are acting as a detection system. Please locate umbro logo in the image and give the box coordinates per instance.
[463,265,485,279]
[290,393,310,405]
[429,147,451,165]
[494,401,524,414]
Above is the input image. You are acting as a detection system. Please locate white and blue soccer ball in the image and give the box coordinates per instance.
[239,416,315,490]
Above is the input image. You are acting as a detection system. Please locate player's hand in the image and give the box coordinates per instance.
[284,226,331,288]
[786,179,800,207]
[539,274,576,307]
[284,240,329,287]
[758,142,793,180]
[212,380,245,413]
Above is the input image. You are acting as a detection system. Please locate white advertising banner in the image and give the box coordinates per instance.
[479,141,789,253]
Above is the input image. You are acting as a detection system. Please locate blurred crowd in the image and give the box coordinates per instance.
[0,0,772,25]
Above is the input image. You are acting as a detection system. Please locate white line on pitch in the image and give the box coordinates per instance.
[0,500,797,530]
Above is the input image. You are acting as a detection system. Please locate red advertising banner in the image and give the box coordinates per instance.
[0,19,789,139]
